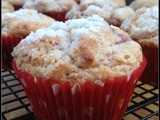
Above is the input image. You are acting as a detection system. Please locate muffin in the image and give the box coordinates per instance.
[2,1,15,13]
[2,9,55,69]
[120,6,158,86]
[130,0,158,10]
[4,0,25,10]
[66,0,134,27]
[12,15,146,120]
[23,0,77,21]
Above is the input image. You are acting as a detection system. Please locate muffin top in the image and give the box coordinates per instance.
[2,1,15,13]
[107,6,134,26]
[66,0,134,26]
[79,0,126,7]
[105,0,126,6]
[130,0,158,10]
[2,9,55,37]
[12,15,143,83]
[4,0,25,6]
[23,0,77,13]
[120,6,158,48]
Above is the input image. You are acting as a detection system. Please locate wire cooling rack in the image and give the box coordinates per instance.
[1,69,159,120]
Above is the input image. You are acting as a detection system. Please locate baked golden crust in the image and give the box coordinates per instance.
[120,6,158,48]
[2,1,15,13]
[130,0,158,10]
[23,0,77,13]
[12,15,143,82]
[66,0,134,26]
[2,9,55,37]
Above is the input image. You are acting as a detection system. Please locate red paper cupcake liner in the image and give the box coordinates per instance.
[139,46,158,86]
[44,11,67,22]
[1,35,24,69]
[12,57,146,120]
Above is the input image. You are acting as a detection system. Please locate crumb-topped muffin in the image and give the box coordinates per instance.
[2,9,55,69]
[120,6,158,47]
[66,0,134,26]
[23,0,77,21]
[120,6,158,86]
[12,15,146,120]
[12,15,143,82]
[130,0,158,10]
[2,9,55,37]
[2,1,15,13]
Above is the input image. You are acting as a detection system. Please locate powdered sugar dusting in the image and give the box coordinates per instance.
[137,6,158,30]
[66,15,106,33]
[121,6,158,40]
[20,29,56,43]
[71,28,90,37]
[49,22,68,31]
[3,9,45,20]
[23,0,77,12]
[21,15,107,44]
[81,0,106,6]
[2,8,54,36]
[66,0,126,23]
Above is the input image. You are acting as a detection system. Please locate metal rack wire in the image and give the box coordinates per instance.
[1,69,159,120]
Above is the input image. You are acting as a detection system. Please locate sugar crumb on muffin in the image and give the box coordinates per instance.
[130,0,158,10]
[66,0,134,26]
[2,9,55,37]
[12,15,143,82]
[79,0,126,8]
[120,6,158,47]
[108,6,134,26]
[23,0,77,13]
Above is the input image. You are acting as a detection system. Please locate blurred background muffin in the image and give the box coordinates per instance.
[66,0,134,27]
[12,15,146,120]
[2,9,55,69]
[120,6,158,86]
[3,0,25,10]
[23,0,77,21]
[2,0,15,13]
[130,0,158,10]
